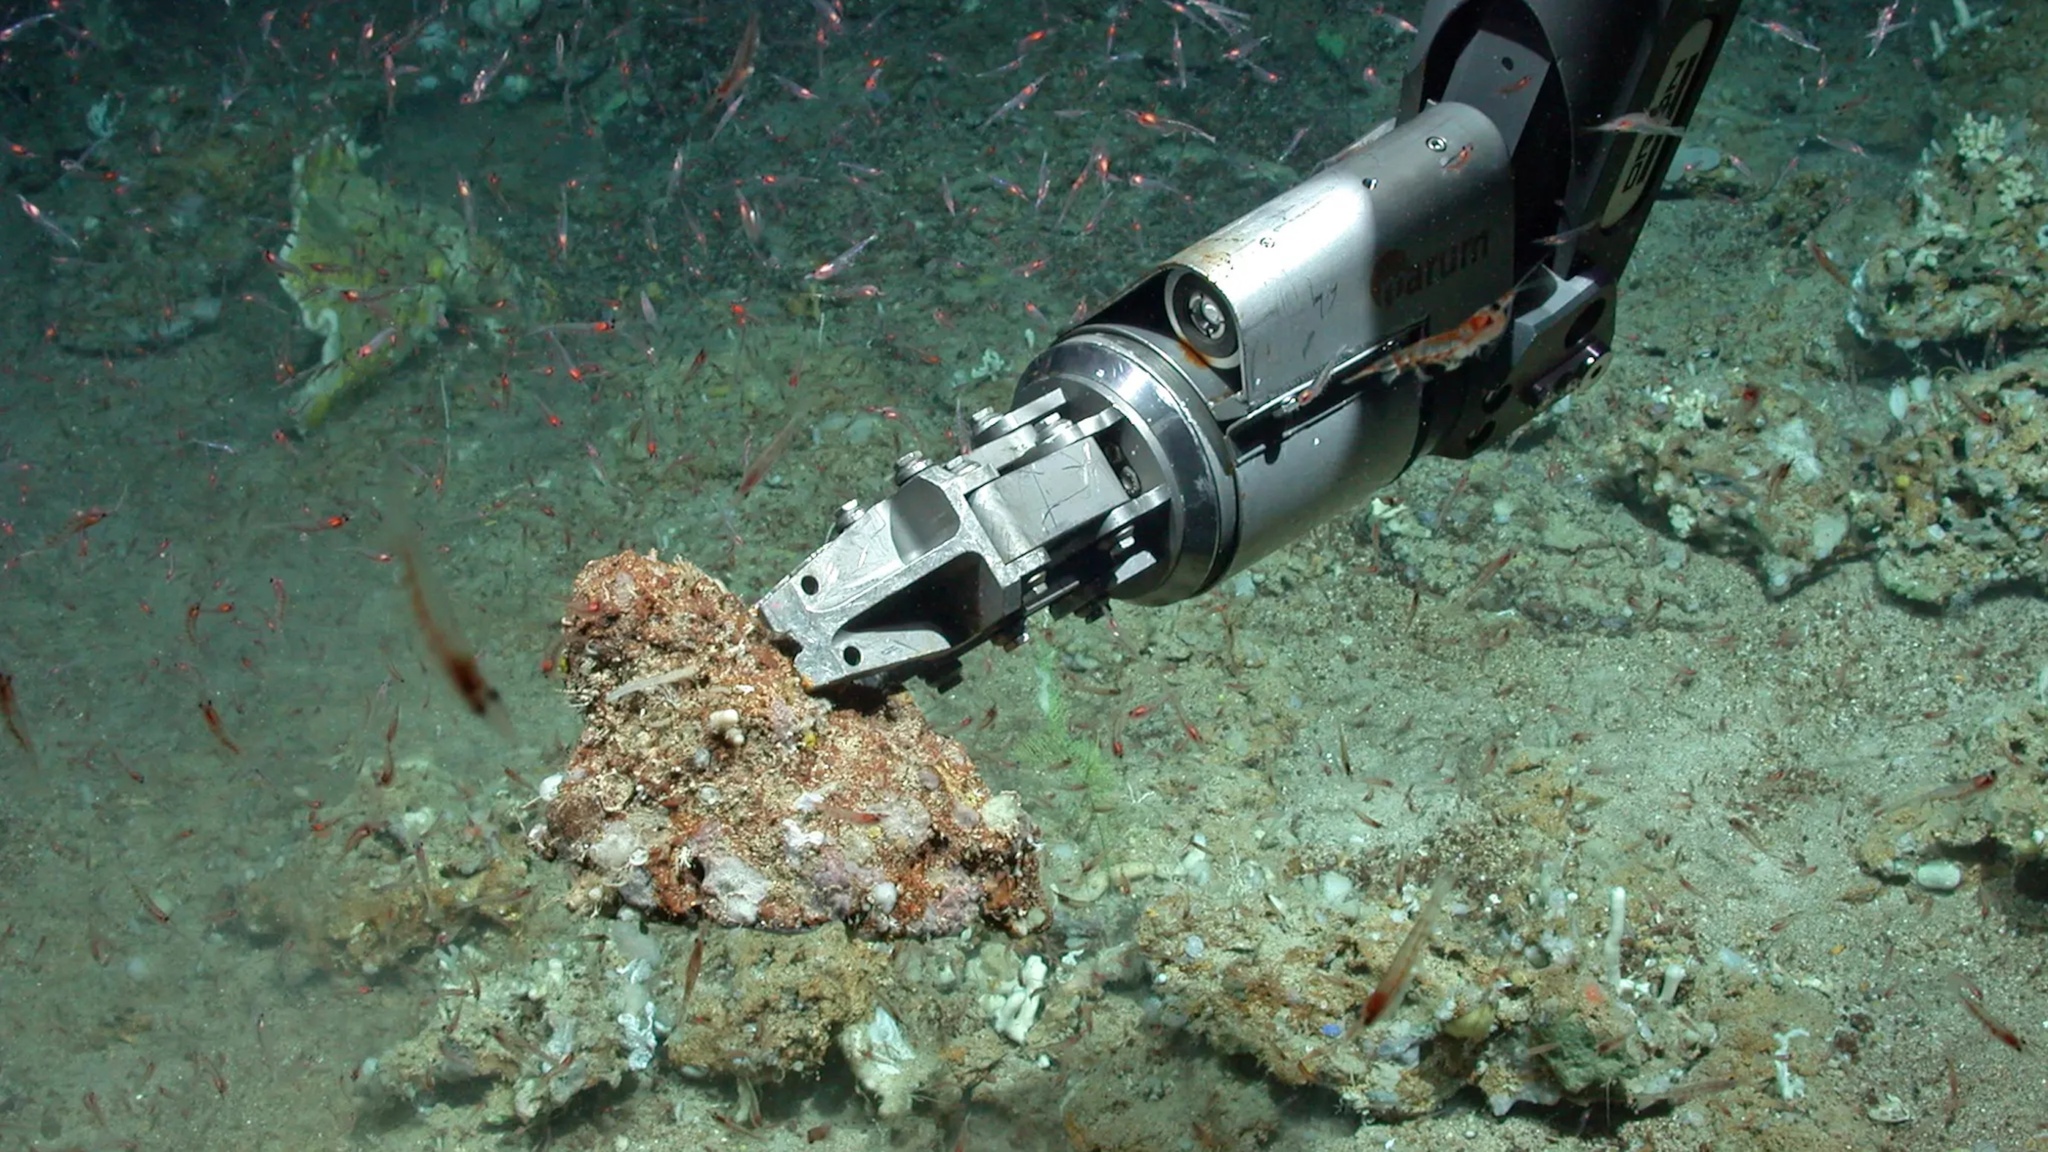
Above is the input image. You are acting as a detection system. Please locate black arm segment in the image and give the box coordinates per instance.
[1403,0,1743,460]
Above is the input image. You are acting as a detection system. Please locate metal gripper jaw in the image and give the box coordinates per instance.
[756,387,1164,695]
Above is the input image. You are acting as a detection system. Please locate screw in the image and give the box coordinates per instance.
[1185,291,1228,341]
[1426,135,1448,152]
[833,499,862,530]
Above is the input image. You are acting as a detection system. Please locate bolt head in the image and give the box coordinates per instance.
[893,450,930,484]
[1185,292,1228,340]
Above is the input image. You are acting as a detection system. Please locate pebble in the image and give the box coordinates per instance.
[1911,859,1963,892]
[1318,871,1355,906]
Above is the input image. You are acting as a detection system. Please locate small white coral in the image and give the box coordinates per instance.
[1952,112,2008,168]
[984,954,1049,1044]
[1951,113,2041,214]
[616,1002,660,1071]
[705,707,744,746]
[839,1007,929,1117]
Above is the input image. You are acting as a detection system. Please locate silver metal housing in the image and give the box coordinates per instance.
[1140,101,1512,420]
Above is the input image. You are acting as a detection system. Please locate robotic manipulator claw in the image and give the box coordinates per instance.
[758,0,1742,696]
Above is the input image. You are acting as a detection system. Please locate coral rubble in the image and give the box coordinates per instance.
[274,128,524,428]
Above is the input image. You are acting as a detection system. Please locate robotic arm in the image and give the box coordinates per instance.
[759,0,1743,694]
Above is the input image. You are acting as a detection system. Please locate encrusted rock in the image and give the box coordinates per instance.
[536,552,1043,937]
